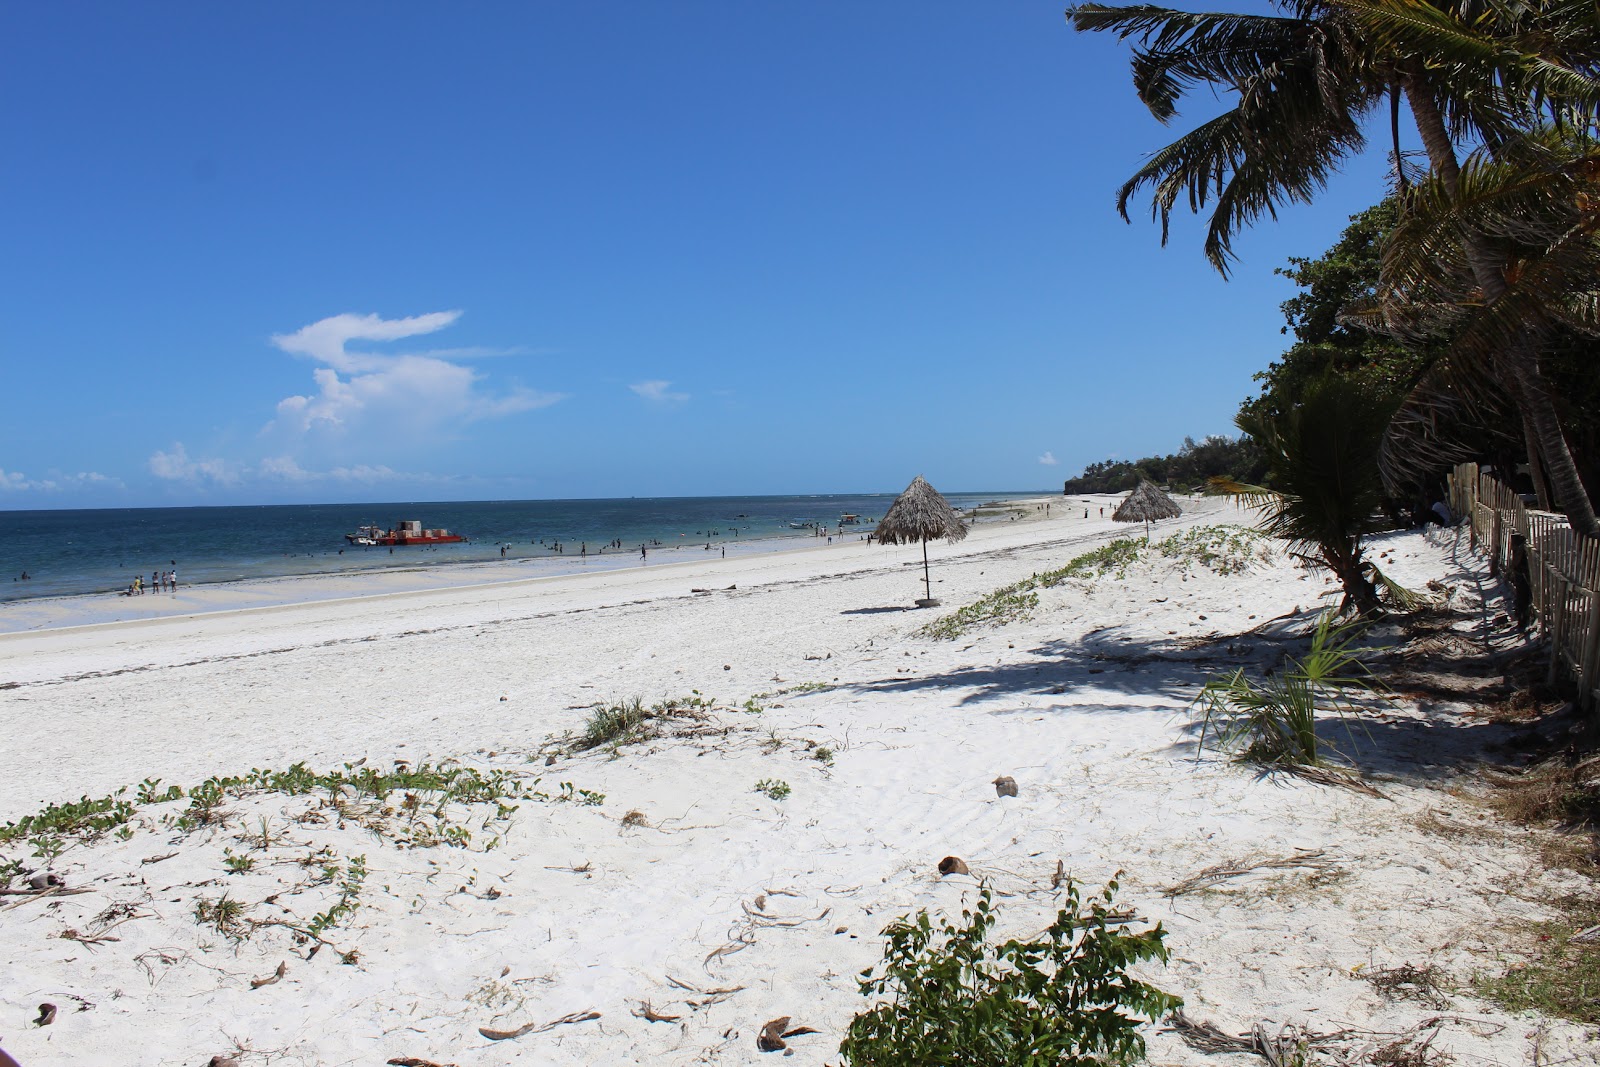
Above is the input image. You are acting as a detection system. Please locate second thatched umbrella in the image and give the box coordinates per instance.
[1113,480,1182,538]
[875,475,969,606]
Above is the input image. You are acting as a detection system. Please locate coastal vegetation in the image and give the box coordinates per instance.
[1069,0,1600,536]
[839,878,1178,1067]
[1062,434,1263,494]
[1192,613,1382,767]
[919,526,1270,639]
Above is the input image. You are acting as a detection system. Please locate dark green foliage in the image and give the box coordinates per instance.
[1228,374,1396,615]
[1241,202,1434,427]
[1194,612,1381,765]
[1063,435,1264,494]
[839,879,1179,1067]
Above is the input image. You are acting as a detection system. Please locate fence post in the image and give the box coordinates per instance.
[1549,574,1569,688]
[1582,591,1600,711]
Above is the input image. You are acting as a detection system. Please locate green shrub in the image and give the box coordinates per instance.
[754,779,792,800]
[579,698,650,749]
[1155,525,1269,575]
[1192,612,1380,765]
[840,878,1179,1066]
[919,538,1148,640]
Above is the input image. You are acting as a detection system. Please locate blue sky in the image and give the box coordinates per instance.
[1,2,1396,508]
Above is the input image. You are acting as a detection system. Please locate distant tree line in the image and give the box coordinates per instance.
[1061,435,1265,495]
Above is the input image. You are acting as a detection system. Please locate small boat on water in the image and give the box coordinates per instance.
[788,521,815,529]
[345,519,464,546]
[839,513,861,525]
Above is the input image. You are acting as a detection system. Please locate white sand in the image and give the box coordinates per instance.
[0,498,1586,1066]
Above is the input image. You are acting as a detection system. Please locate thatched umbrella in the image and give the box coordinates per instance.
[1113,480,1182,538]
[875,475,969,605]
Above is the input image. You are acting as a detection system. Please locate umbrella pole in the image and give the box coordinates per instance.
[922,537,932,601]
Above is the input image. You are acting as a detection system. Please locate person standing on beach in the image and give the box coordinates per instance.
[640,545,647,562]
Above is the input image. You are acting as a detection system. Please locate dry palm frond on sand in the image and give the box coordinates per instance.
[1164,850,1338,897]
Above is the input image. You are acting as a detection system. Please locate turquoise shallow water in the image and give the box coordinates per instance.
[0,492,1029,602]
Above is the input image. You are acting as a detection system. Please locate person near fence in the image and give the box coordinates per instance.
[1509,533,1532,631]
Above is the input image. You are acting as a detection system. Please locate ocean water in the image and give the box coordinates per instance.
[0,492,1026,603]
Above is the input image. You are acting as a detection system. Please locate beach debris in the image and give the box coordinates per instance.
[632,1000,682,1023]
[205,1057,240,1067]
[387,1059,457,1067]
[1572,923,1600,945]
[1278,764,1390,799]
[478,1009,601,1041]
[993,776,1019,798]
[250,961,288,989]
[1163,849,1336,897]
[28,871,64,891]
[621,810,650,828]
[1360,963,1450,1008]
[666,975,746,1007]
[757,1016,821,1052]
[140,851,180,865]
[1164,1010,1355,1064]
[937,856,970,877]
[35,1003,57,1027]
[1051,859,1066,890]
[724,664,732,670]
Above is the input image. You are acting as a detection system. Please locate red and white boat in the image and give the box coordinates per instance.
[345,520,464,546]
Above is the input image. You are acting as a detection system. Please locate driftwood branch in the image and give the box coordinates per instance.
[479,1009,600,1041]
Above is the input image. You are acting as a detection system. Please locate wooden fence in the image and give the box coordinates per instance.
[1448,461,1600,707]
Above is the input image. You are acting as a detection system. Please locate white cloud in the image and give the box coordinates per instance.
[1038,451,1059,466]
[267,311,563,436]
[259,456,417,485]
[0,467,121,492]
[630,380,689,405]
[148,443,239,486]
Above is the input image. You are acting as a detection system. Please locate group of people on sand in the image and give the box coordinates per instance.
[124,566,177,597]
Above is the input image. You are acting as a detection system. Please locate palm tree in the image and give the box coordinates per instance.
[1069,0,1600,536]
[1219,374,1396,616]
[1349,128,1600,493]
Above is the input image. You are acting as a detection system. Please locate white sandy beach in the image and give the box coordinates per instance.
[0,497,1587,1066]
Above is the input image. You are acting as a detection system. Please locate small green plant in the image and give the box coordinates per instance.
[137,778,185,804]
[755,779,792,800]
[557,782,606,806]
[814,747,836,766]
[308,854,368,936]
[1192,612,1382,766]
[839,878,1179,1066]
[195,893,250,941]
[0,791,137,845]
[742,698,767,714]
[177,779,228,830]
[222,848,255,874]
[0,858,23,889]
[580,698,650,749]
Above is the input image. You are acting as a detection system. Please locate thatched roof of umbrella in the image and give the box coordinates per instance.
[1113,480,1182,524]
[875,475,968,605]
[875,475,969,547]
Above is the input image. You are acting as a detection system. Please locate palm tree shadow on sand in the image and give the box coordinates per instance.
[839,541,1543,788]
